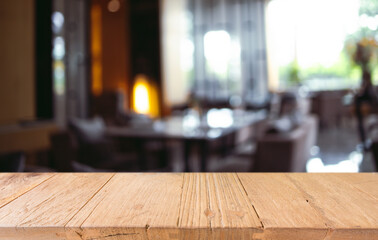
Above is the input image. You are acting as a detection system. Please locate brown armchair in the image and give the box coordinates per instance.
[210,115,318,172]
[254,115,318,172]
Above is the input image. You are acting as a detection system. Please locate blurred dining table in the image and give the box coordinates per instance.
[106,109,267,171]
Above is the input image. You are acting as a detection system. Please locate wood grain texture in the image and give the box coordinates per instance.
[0,173,54,208]
[0,173,114,240]
[237,173,328,240]
[179,173,262,239]
[287,173,378,240]
[67,173,183,240]
[0,173,376,240]
[333,173,378,200]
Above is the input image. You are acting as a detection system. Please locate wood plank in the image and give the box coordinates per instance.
[0,173,54,208]
[66,173,183,240]
[333,173,378,200]
[287,173,378,240]
[68,173,262,240]
[0,173,114,240]
[178,173,262,239]
[0,173,376,240]
[237,173,328,240]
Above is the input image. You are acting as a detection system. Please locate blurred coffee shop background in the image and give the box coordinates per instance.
[1,0,378,173]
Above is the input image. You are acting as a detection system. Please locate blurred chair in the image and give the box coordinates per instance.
[370,141,378,171]
[210,92,317,172]
[91,90,151,126]
[92,91,170,171]
[210,115,318,172]
[311,90,348,128]
[254,115,318,172]
[365,115,378,170]
[68,117,138,171]
[91,90,125,125]
[0,152,25,172]
[50,131,102,172]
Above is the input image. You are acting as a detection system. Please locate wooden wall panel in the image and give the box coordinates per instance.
[0,0,35,125]
[90,0,130,100]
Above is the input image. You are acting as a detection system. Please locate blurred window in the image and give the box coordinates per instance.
[162,0,269,106]
[266,0,378,91]
[202,30,242,98]
[52,11,65,96]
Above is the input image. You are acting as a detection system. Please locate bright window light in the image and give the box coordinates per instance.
[180,39,194,72]
[266,0,370,90]
[53,37,65,60]
[207,108,234,128]
[204,30,231,75]
[52,11,64,33]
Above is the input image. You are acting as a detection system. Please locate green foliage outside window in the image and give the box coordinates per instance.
[279,0,378,90]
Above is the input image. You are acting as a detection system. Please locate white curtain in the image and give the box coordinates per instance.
[189,0,269,105]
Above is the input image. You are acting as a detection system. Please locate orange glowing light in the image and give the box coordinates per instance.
[91,4,102,96]
[132,74,159,118]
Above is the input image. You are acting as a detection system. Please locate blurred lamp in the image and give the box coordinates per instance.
[132,74,159,118]
[108,0,121,13]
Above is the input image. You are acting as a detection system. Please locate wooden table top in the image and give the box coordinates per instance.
[0,173,377,240]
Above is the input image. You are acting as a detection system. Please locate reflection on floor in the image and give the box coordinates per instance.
[306,121,377,172]
[307,151,364,172]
